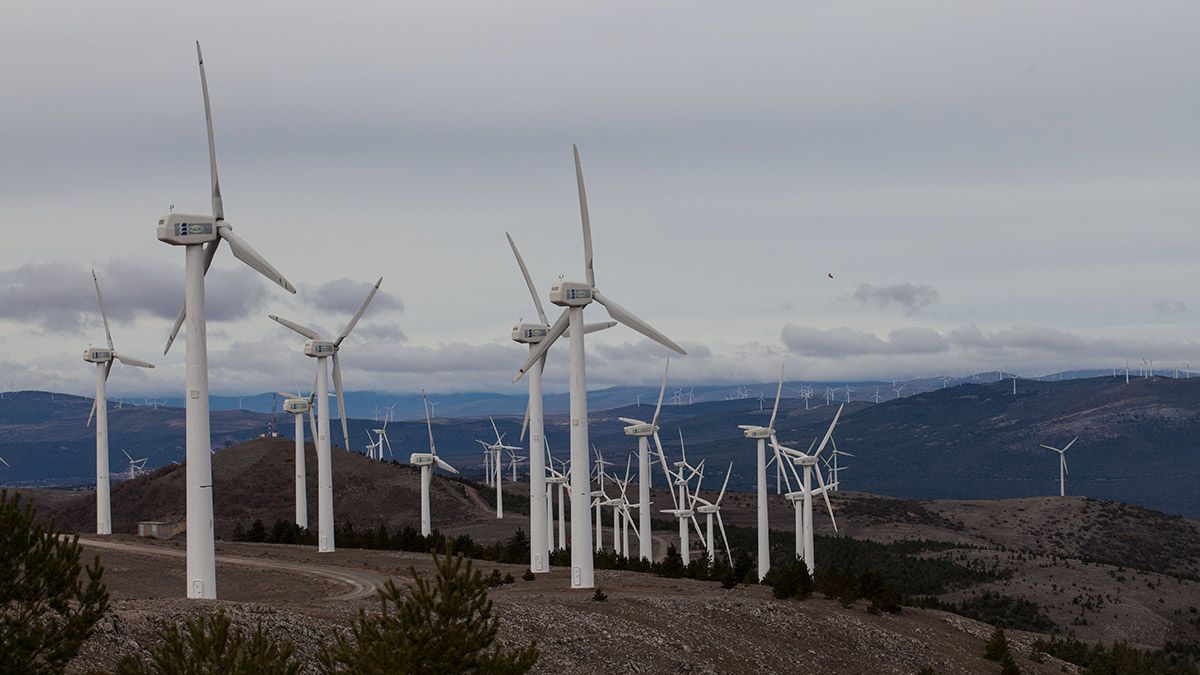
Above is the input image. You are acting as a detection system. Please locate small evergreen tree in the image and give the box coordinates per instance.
[116,609,300,675]
[0,489,110,674]
[658,545,685,579]
[317,552,538,674]
[984,625,1010,661]
[998,651,1021,675]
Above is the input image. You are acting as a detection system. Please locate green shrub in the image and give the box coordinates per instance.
[0,489,110,674]
[317,552,538,674]
[116,609,299,675]
[592,587,608,602]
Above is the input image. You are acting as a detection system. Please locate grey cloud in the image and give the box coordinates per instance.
[354,323,409,343]
[783,323,1200,365]
[1153,301,1188,315]
[299,278,403,315]
[0,258,268,333]
[851,282,939,315]
[780,325,949,358]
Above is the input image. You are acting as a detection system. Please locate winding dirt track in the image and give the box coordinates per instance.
[75,536,384,601]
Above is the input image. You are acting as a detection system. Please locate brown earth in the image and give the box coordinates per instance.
[18,437,1200,671]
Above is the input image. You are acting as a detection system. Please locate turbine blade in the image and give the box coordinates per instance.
[505,232,549,326]
[92,270,114,351]
[1062,436,1078,453]
[218,225,296,293]
[269,315,323,341]
[592,291,685,355]
[422,391,436,453]
[307,400,318,443]
[1062,454,1068,476]
[86,397,98,428]
[115,353,155,369]
[514,309,569,382]
[164,239,221,354]
[716,511,733,565]
[582,321,617,334]
[335,276,382,346]
[768,363,784,429]
[813,404,844,457]
[652,431,679,509]
[196,41,223,221]
[815,467,838,532]
[520,401,530,442]
[573,144,595,288]
[490,416,502,443]
[652,356,670,427]
[435,457,459,474]
[717,462,732,504]
[332,353,348,449]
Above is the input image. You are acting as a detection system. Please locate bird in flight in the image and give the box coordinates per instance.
[827,273,834,279]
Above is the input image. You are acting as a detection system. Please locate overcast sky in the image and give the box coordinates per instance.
[2,1,1198,398]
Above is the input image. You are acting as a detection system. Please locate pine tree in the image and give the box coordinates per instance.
[317,551,538,674]
[984,625,1010,661]
[0,489,110,674]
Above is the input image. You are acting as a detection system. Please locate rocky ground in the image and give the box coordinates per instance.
[70,537,1073,675]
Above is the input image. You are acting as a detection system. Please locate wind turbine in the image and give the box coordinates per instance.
[506,231,613,573]
[478,418,522,519]
[590,446,614,552]
[738,364,785,580]
[775,404,843,574]
[800,386,812,410]
[157,43,296,599]
[690,462,733,566]
[85,270,154,535]
[279,390,317,528]
[871,388,882,404]
[826,438,853,492]
[1039,437,1077,497]
[661,431,707,565]
[891,381,904,399]
[269,277,383,552]
[618,357,670,562]
[512,145,686,588]
[412,392,459,536]
[369,407,393,461]
[122,449,148,481]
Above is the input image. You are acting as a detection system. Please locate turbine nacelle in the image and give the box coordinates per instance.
[303,340,338,358]
[511,322,549,343]
[742,425,771,439]
[621,419,656,437]
[83,348,114,364]
[282,398,310,414]
[156,213,220,245]
[410,453,435,466]
[549,280,593,307]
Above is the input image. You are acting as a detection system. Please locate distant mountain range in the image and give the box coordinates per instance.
[113,368,1128,420]
[2,371,1196,518]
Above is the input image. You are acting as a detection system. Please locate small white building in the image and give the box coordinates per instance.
[137,521,176,539]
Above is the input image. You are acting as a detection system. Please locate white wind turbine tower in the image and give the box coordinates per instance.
[512,145,687,588]
[158,43,296,599]
[737,364,786,580]
[690,462,734,566]
[413,392,459,536]
[891,381,904,399]
[871,388,882,404]
[269,277,383,553]
[617,357,670,562]
[279,390,317,528]
[800,386,812,410]
[844,385,853,403]
[85,271,154,535]
[507,231,613,573]
[1039,436,1077,497]
[775,405,843,573]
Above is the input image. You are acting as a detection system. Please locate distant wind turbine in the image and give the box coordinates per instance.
[1039,437,1078,497]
